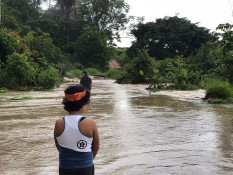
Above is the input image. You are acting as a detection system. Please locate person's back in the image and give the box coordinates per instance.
[56,115,93,169]
[54,85,99,175]
[80,71,92,91]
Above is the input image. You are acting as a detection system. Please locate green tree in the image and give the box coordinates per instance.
[0,28,18,63]
[151,57,201,90]
[186,42,217,75]
[215,23,233,83]
[4,53,36,88]
[117,49,156,84]
[29,0,129,58]
[216,23,233,53]
[73,27,113,71]
[55,0,129,42]
[1,0,48,34]
[2,0,44,23]
[38,66,62,89]
[25,28,66,69]
[56,0,76,20]
[0,3,20,30]
[127,16,216,60]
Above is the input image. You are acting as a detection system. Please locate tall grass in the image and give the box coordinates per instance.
[65,67,102,79]
[0,87,8,93]
[85,68,102,75]
[204,78,233,99]
[104,69,121,79]
[65,69,83,79]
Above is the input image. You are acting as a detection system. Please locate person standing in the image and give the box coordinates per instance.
[54,85,99,175]
[80,71,92,91]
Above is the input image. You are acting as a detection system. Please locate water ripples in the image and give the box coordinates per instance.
[0,79,233,174]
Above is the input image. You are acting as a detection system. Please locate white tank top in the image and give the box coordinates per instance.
[56,115,93,152]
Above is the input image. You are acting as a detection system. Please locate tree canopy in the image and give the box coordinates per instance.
[0,0,130,89]
[127,16,217,60]
[1,0,232,97]
[49,0,130,43]
[72,27,114,71]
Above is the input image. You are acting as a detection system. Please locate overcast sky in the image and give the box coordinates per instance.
[116,0,233,47]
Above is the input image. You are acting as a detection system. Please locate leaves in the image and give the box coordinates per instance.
[117,49,156,84]
[73,27,113,71]
[127,16,216,60]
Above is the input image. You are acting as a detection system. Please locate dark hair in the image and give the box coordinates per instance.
[82,71,87,76]
[62,85,90,112]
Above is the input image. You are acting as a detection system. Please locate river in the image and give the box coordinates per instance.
[0,79,232,175]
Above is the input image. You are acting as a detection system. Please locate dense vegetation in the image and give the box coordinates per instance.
[115,19,233,102]
[0,1,232,103]
[0,0,129,89]
[127,16,216,60]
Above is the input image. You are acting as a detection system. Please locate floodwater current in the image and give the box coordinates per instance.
[0,79,233,175]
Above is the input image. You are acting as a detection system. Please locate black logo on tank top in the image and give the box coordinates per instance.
[77,140,87,149]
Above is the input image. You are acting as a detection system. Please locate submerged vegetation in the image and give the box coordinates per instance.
[0,88,8,93]
[204,78,233,103]
[9,96,34,101]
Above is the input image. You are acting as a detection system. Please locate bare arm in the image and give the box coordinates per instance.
[54,119,64,151]
[79,117,99,158]
[92,121,99,159]
[54,133,59,151]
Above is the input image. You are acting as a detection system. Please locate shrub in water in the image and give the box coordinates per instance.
[85,68,102,75]
[104,69,120,79]
[204,78,233,99]
[65,69,82,79]
[5,53,36,88]
[74,63,84,70]
[116,49,156,84]
[38,67,61,89]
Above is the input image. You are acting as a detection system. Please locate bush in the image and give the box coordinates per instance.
[151,57,201,90]
[65,67,101,79]
[65,69,83,79]
[116,49,156,84]
[104,69,121,79]
[0,87,8,93]
[5,53,36,88]
[26,28,66,67]
[0,29,18,63]
[74,63,84,70]
[38,67,62,89]
[114,47,128,64]
[204,78,233,99]
[85,67,102,75]
[73,27,113,71]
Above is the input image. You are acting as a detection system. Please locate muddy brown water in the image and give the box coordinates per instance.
[0,79,233,175]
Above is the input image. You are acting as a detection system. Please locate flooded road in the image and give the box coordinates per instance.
[0,79,233,175]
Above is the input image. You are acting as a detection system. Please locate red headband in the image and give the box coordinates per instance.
[65,90,86,102]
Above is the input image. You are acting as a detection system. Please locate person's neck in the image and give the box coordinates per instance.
[69,111,83,115]
[69,105,86,115]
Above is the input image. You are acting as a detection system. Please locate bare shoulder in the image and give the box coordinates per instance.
[54,118,65,137]
[55,118,64,127]
[82,118,97,127]
[79,117,98,138]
